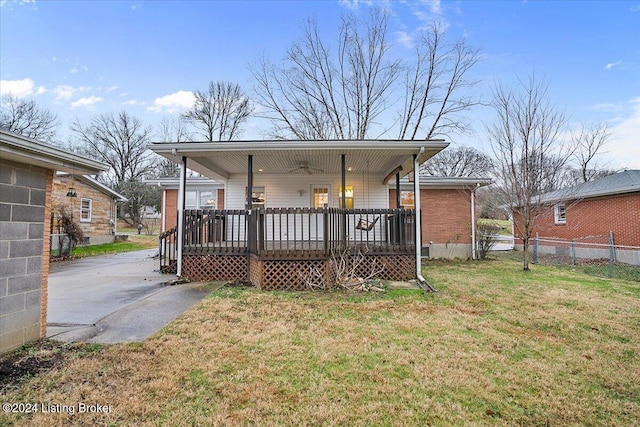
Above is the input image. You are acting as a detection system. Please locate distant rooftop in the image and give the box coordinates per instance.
[539,170,640,203]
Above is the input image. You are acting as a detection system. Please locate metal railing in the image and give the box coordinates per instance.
[159,208,417,270]
[158,226,177,273]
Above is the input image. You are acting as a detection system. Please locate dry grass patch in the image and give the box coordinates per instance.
[1,254,639,426]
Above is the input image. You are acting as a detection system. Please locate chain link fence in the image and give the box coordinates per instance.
[532,233,640,282]
[50,233,73,260]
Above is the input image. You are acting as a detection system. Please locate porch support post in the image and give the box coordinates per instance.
[341,154,346,209]
[247,154,253,210]
[413,151,435,292]
[395,172,401,208]
[471,183,478,260]
[341,154,347,245]
[176,156,187,277]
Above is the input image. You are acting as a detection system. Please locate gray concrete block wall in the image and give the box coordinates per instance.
[0,159,47,354]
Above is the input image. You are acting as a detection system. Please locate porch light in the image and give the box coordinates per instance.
[66,186,78,197]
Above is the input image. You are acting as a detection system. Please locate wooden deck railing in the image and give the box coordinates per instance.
[159,208,417,269]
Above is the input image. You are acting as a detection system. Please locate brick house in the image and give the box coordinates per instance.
[514,170,640,263]
[144,177,224,232]
[390,176,492,259]
[52,173,127,245]
[148,172,491,262]
[0,130,106,354]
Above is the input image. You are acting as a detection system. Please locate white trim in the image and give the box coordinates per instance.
[554,203,567,225]
[0,129,107,174]
[177,157,187,277]
[80,198,92,223]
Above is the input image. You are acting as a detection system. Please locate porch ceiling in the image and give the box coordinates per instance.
[149,140,448,183]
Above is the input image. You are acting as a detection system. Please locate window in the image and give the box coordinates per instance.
[554,203,566,224]
[185,191,197,209]
[199,190,217,208]
[312,186,329,208]
[400,191,415,209]
[80,198,92,222]
[185,190,217,209]
[338,185,354,209]
[246,186,266,207]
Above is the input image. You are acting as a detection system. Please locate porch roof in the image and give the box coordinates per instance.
[148,139,448,183]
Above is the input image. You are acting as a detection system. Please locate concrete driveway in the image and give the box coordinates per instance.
[47,249,219,344]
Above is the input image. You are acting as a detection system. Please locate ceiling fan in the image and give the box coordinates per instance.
[287,162,324,175]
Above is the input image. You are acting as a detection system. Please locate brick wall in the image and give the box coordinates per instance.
[390,188,473,244]
[52,176,115,238]
[0,159,50,354]
[162,188,225,232]
[516,193,640,246]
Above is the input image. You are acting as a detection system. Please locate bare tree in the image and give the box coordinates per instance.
[487,75,570,270]
[70,111,158,225]
[155,117,191,177]
[251,9,401,139]
[568,122,616,184]
[421,146,493,177]
[182,81,252,141]
[397,23,481,140]
[0,94,59,142]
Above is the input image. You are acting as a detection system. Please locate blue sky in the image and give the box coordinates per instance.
[1,0,639,169]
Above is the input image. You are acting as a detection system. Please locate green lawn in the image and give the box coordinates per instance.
[2,253,639,426]
[67,235,158,258]
[478,218,513,236]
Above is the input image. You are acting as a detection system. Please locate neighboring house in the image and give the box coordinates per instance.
[390,175,492,259]
[514,170,640,264]
[149,139,449,291]
[52,173,127,245]
[144,177,225,231]
[0,130,106,354]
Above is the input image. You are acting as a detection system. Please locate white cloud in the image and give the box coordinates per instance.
[607,97,640,169]
[71,96,103,109]
[52,85,91,100]
[397,31,414,49]
[423,0,441,15]
[338,0,373,10]
[0,78,35,97]
[0,0,37,10]
[605,60,622,70]
[123,99,140,106]
[148,90,195,113]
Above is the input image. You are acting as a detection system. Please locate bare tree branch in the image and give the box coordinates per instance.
[0,94,59,142]
[182,81,252,141]
[487,74,570,270]
[421,146,493,177]
[398,23,481,140]
[250,9,401,140]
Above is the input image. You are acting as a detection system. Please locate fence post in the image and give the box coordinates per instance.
[533,233,539,264]
[571,240,576,265]
[608,231,615,279]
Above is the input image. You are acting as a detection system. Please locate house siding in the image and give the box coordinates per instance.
[225,173,389,210]
[391,188,474,259]
[0,158,50,354]
[52,176,116,244]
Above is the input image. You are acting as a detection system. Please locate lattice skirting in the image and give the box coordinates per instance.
[182,255,248,282]
[255,258,329,291]
[160,261,177,274]
[353,255,415,281]
[181,254,414,289]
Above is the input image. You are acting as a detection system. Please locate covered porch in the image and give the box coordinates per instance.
[150,139,447,290]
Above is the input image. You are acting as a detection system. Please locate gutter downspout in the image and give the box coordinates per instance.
[176,156,187,277]
[413,149,436,292]
[471,183,478,260]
